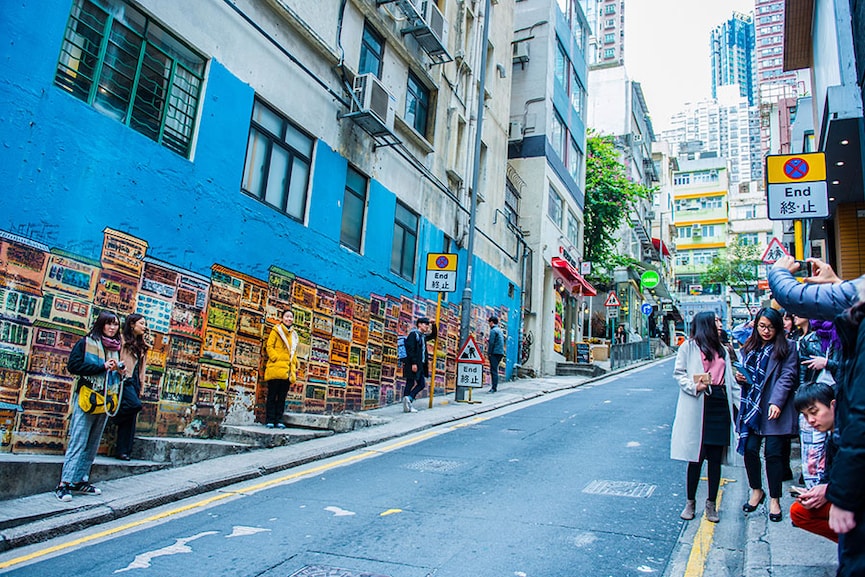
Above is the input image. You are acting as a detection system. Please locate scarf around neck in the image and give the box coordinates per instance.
[101,335,122,351]
[737,344,774,455]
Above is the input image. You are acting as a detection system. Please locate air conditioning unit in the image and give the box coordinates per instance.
[404,0,449,61]
[512,41,529,64]
[508,120,523,142]
[691,224,702,237]
[349,73,396,137]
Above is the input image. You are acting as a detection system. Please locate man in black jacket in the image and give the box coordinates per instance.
[402,317,436,413]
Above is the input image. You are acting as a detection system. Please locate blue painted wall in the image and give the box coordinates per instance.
[0,0,521,367]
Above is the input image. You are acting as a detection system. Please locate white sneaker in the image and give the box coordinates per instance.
[409,405,418,413]
[403,396,411,413]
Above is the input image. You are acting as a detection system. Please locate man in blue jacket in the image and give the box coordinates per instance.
[770,255,865,577]
[487,316,505,392]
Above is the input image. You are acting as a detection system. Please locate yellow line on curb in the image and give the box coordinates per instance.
[0,417,488,570]
[684,478,735,577]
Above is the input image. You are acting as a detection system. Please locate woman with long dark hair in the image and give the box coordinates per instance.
[55,310,123,501]
[736,307,799,522]
[112,314,150,460]
[671,311,741,522]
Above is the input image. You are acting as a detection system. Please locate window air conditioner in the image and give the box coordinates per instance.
[350,73,396,137]
[512,41,529,64]
[508,120,523,142]
[691,224,702,237]
[405,0,449,60]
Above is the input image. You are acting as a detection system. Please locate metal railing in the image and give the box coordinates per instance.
[610,340,653,370]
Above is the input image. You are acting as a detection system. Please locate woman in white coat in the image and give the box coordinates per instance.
[672,312,742,522]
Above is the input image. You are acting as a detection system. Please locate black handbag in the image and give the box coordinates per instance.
[117,361,143,416]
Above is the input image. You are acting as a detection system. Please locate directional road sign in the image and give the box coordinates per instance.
[640,303,653,315]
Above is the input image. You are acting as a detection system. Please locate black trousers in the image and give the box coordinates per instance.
[265,379,290,425]
[113,413,138,457]
[838,509,865,577]
[743,433,786,499]
[686,444,724,502]
[403,367,426,400]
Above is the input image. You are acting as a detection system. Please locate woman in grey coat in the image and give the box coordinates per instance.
[672,312,741,522]
[736,307,799,522]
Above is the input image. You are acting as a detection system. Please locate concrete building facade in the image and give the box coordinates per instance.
[0,0,522,453]
[509,0,592,375]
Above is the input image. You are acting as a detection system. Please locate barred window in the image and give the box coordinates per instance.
[54,0,205,157]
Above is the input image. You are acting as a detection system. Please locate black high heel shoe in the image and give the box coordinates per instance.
[742,492,766,513]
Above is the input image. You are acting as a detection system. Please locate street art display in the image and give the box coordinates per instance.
[0,227,505,454]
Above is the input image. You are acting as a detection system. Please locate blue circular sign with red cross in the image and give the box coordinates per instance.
[436,256,449,268]
[783,157,810,180]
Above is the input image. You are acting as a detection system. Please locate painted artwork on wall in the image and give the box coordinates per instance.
[0,227,505,454]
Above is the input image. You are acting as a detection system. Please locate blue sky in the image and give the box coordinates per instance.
[625,0,756,131]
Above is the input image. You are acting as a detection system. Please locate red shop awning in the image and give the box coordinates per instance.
[550,257,597,296]
[652,238,671,257]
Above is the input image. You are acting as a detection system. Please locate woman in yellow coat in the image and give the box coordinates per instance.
[264,310,299,428]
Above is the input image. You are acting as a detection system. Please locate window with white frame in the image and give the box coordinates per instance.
[341,166,367,253]
[551,110,565,161]
[739,233,759,246]
[677,226,692,239]
[391,201,418,281]
[701,196,723,209]
[242,98,314,222]
[566,211,580,248]
[55,0,206,158]
[548,186,563,229]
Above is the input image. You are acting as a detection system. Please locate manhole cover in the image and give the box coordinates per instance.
[404,458,463,473]
[582,480,656,498]
[289,565,390,577]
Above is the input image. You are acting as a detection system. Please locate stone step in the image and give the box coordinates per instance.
[0,454,170,501]
[555,363,607,378]
[220,425,334,448]
[132,436,255,466]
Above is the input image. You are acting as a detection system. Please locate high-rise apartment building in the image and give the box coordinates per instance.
[710,12,756,105]
[583,0,624,67]
[661,86,763,185]
[754,0,798,102]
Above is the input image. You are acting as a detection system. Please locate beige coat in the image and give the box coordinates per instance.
[671,340,742,464]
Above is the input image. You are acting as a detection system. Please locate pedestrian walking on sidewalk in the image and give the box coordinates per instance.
[487,316,505,393]
[111,314,150,460]
[55,310,124,502]
[263,310,299,429]
[671,312,741,523]
[735,307,799,523]
[402,317,436,412]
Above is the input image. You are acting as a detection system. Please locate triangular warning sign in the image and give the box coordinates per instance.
[604,291,621,307]
[761,237,790,264]
[456,335,485,364]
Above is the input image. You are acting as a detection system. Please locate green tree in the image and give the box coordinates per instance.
[701,236,762,314]
[583,133,653,282]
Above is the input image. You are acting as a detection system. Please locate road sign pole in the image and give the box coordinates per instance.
[429,292,443,409]
[794,220,804,260]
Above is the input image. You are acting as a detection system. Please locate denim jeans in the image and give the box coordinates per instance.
[489,354,504,390]
[60,399,108,484]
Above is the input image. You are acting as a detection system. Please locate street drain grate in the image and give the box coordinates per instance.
[288,565,391,577]
[404,458,463,473]
[582,480,656,498]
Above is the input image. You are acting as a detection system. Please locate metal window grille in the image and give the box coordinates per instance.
[54,0,205,157]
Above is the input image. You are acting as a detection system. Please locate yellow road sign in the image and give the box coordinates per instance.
[426,253,458,271]
[765,152,826,184]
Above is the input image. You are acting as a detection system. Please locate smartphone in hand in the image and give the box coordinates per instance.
[789,485,806,497]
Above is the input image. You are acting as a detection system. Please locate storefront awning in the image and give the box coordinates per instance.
[651,238,671,257]
[550,257,597,296]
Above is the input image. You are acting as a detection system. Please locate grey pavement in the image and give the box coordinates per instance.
[0,357,841,577]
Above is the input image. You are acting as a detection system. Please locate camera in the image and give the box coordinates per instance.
[117,361,126,370]
[793,260,810,278]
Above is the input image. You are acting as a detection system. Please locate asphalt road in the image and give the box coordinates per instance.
[3,359,745,577]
